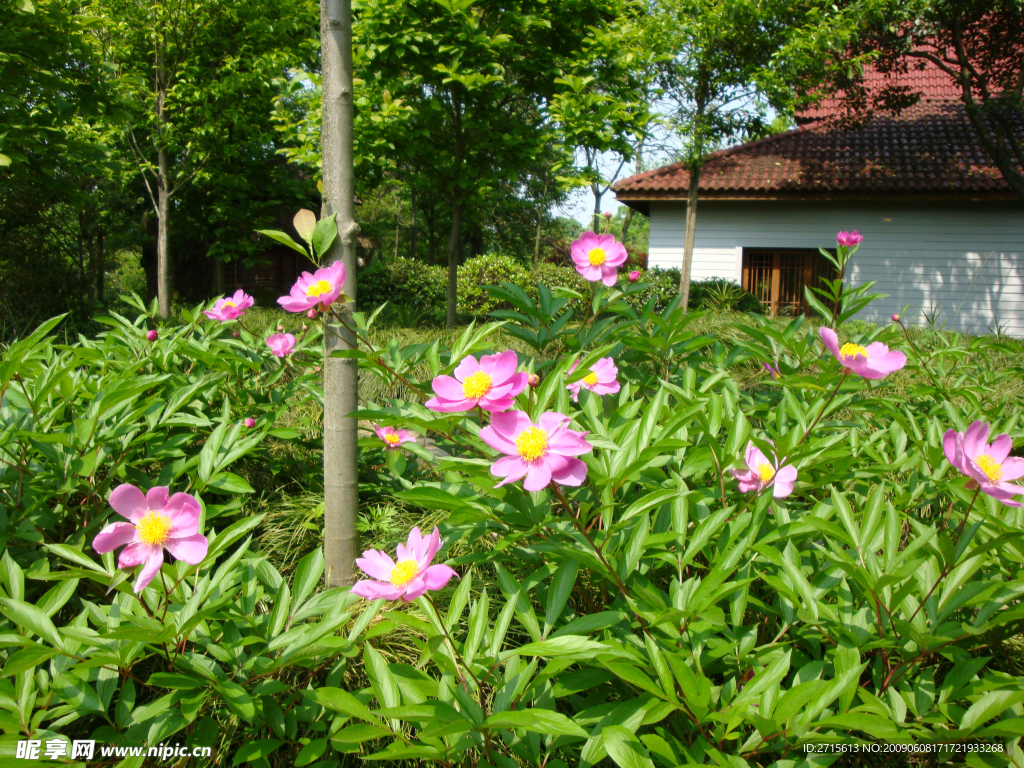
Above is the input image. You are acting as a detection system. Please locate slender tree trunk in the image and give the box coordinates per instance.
[95,231,105,304]
[409,188,418,260]
[592,182,602,233]
[155,29,171,319]
[321,0,361,587]
[533,176,548,265]
[678,164,701,311]
[157,144,171,317]
[620,141,642,246]
[215,259,225,294]
[446,198,462,327]
[394,191,401,258]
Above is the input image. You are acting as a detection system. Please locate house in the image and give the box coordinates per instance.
[613,67,1024,335]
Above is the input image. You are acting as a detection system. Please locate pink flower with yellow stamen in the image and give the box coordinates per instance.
[203,290,254,321]
[836,230,863,246]
[278,261,346,313]
[571,232,628,286]
[480,410,591,491]
[944,421,1024,507]
[374,424,414,450]
[819,327,906,380]
[92,484,208,593]
[566,357,620,402]
[351,526,458,602]
[266,333,296,358]
[729,441,797,498]
[425,351,528,413]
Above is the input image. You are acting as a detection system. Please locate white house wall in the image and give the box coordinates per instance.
[647,201,1024,336]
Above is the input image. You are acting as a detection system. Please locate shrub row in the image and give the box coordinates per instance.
[358,254,763,322]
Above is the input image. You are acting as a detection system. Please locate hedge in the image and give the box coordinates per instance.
[358,254,762,322]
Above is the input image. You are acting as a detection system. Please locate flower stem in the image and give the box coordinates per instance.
[424,594,483,693]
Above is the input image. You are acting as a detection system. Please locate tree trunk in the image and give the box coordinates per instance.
[321,0,361,587]
[215,259,225,295]
[409,188,418,260]
[620,142,642,246]
[446,198,462,327]
[95,231,105,304]
[620,209,635,246]
[678,164,701,311]
[157,144,171,318]
[533,176,548,265]
[592,182,602,233]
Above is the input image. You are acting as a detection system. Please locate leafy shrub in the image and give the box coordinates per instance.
[357,256,447,319]
[457,254,532,316]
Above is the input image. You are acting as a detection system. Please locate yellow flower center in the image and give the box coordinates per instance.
[975,453,1003,482]
[583,371,599,386]
[462,371,493,400]
[383,433,401,445]
[390,558,419,586]
[136,511,172,547]
[515,427,549,462]
[757,462,776,483]
[587,248,607,266]
[221,300,236,308]
[840,342,868,359]
[305,279,333,298]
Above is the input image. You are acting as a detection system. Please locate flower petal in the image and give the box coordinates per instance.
[523,461,553,492]
[164,534,208,564]
[422,564,458,591]
[356,550,396,581]
[819,327,841,361]
[109,484,148,523]
[431,375,467,400]
[452,355,481,382]
[549,456,587,487]
[418,527,442,570]
[133,546,164,593]
[491,455,528,485]
[480,350,518,385]
[93,522,139,554]
[351,580,403,601]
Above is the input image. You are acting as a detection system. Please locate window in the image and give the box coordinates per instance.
[742,248,837,317]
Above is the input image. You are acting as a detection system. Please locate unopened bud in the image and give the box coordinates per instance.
[277,324,284,332]
[301,324,308,331]
[307,309,318,319]
[315,366,322,372]
[892,314,900,322]
[244,418,255,428]
[628,270,640,282]
[233,330,240,337]
[603,211,612,219]
[146,329,158,342]
[528,373,540,387]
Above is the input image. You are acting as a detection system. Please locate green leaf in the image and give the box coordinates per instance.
[206,472,255,494]
[485,709,588,738]
[257,229,308,256]
[293,209,318,244]
[961,690,1024,732]
[312,214,339,258]
[0,598,64,650]
[603,725,657,768]
[544,560,579,637]
[232,740,283,765]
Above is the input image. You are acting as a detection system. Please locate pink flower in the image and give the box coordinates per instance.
[278,261,346,313]
[566,357,620,402]
[92,484,208,593]
[729,442,798,498]
[762,362,781,379]
[837,230,863,246]
[203,290,254,321]
[266,333,296,358]
[244,417,255,428]
[375,424,414,450]
[570,232,628,286]
[307,308,318,319]
[480,411,591,491]
[351,526,458,602]
[943,421,1024,507]
[528,373,540,388]
[819,328,906,380]
[146,330,158,342]
[425,351,528,413]
[628,270,640,282]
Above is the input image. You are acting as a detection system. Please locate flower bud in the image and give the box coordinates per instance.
[892,314,900,322]
[233,330,240,337]
[301,324,308,331]
[307,309,318,319]
[276,324,284,332]
[628,270,640,282]
[146,330,158,342]
[315,366,322,372]
[244,418,255,428]
[603,211,612,219]
[528,373,540,388]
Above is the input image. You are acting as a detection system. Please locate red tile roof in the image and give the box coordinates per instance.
[613,100,1021,204]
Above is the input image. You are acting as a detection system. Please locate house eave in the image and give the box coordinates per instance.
[615,189,1022,212]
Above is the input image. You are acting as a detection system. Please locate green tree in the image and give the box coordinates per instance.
[646,0,854,308]
[356,0,647,326]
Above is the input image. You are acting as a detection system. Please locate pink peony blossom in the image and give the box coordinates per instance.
[266,333,296,358]
[278,261,346,313]
[837,230,863,246]
[570,232,628,286]
[729,441,798,498]
[628,270,640,282]
[480,410,591,491]
[943,421,1024,507]
[375,424,414,450]
[425,351,528,413]
[146,330,158,342]
[93,484,208,592]
[566,357,620,402]
[819,328,906,380]
[351,526,458,602]
[244,417,255,428]
[203,290,254,321]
